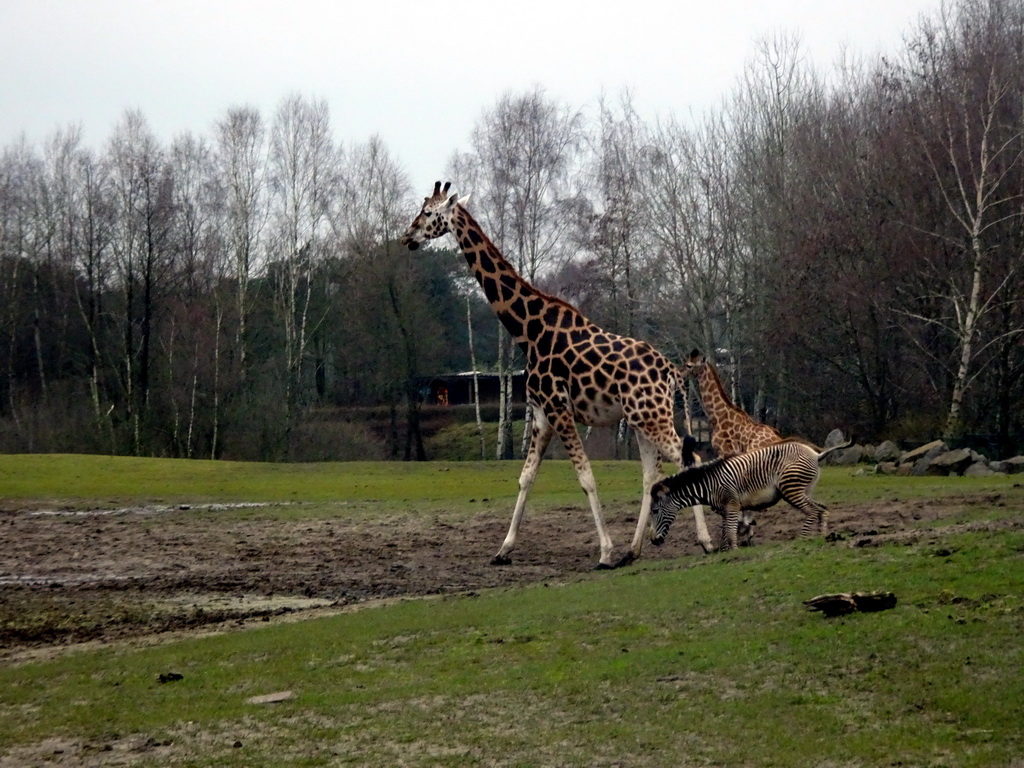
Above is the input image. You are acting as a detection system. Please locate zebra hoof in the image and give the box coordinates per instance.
[613,552,637,569]
[490,554,512,566]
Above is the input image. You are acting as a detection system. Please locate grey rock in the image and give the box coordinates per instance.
[899,440,947,465]
[873,440,902,463]
[963,462,995,477]
[928,448,974,476]
[833,445,866,466]
[824,429,848,449]
[1002,456,1024,474]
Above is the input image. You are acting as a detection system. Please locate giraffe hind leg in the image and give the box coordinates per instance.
[549,409,616,568]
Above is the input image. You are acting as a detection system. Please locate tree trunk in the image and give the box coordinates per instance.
[943,240,984,441]
[467,296,486,459]
[496,333,514,460]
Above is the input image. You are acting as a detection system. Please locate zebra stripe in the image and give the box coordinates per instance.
[650,440,851,551]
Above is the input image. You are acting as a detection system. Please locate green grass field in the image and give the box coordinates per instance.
[1,455,1023,766]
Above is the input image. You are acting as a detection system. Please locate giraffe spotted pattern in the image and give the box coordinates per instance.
[402,182,713,566]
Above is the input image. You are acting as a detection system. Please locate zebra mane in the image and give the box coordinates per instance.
[666,454,727,488]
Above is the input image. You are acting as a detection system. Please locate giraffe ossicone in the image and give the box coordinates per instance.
[401,181,714,566]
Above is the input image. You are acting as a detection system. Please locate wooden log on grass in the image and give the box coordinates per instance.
[804,591,897,617]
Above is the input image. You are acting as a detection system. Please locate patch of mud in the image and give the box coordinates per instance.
[1,491,1020,663]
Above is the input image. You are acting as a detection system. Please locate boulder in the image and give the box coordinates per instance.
[833,445,866,466]
[898,440,947,465]
[874,461,898,475]
[911,457,935,476]
[927,448,974,476]
[963,462,995,477]
[824,429,848,449]
[1002,456,1024,474]
[873,440,902,463]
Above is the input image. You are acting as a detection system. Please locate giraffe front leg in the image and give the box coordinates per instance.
[620,435,662,567]
[737,510,756,546]
[492,407,552,565]
[692,505,715,553]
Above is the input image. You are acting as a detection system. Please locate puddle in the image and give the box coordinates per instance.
[26,502,281,517]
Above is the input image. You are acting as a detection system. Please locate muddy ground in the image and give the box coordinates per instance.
[0,492,1013,660]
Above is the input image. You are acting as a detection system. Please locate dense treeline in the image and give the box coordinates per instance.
[1,0,1022,460]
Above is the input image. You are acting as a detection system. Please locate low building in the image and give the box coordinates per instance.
[417,371,526,407]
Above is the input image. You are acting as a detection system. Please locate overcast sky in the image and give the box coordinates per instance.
[2,0,940,190]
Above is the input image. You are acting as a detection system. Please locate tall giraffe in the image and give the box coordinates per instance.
[684,349,783,546]
[401,182,713,566]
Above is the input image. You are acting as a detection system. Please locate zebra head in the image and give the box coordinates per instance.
[649,480,680,545]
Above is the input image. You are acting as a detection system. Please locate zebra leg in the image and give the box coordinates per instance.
[721,500,741,551]
[779,470,830,540]
[492,405,553,565]
[785,493,830,539]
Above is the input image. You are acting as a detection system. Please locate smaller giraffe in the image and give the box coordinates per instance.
[684,349,783,546]
[684,350,782,457]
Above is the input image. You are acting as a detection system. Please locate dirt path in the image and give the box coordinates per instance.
[0,493,1008,659]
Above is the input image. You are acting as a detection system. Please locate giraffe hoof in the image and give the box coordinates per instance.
[490,554,513,566]
[594,561,616,571]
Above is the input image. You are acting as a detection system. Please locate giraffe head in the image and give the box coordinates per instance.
[683,349,707,377]
[401,181,470,251]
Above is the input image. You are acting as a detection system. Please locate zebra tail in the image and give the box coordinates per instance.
[816,438,856,462]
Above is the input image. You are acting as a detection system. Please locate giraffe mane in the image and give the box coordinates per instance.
[704,360,737,409]
[452,195,591,320]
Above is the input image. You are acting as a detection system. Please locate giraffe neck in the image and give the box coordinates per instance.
[449,204,572,346]
[698,364,739,426]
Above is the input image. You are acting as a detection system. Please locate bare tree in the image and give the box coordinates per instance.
[899,0,1024,439]
[455,86,585,459]
[106,110,175,453]
[339,135,439,460]
[267,94,339,433]
[727,32,820,424]
[214,106,267,389]
[212,105,268,456]
[165,132,219,457]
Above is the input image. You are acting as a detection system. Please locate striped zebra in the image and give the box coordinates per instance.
[649,439,853,551]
